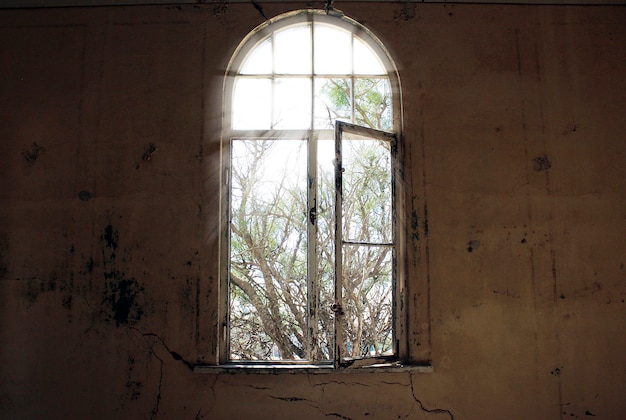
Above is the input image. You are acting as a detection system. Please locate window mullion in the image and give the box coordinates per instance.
[307,19,317,363]
[333,122,344,368]
[350,33,355,124]
[307,131,318,363]
[271,32,276,130]
[310,16,315,130]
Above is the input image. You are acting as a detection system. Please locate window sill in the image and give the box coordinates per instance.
[193,363,433,375]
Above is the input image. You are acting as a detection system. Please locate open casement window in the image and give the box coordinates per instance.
[332,121,398,367]
[220,10,405,369]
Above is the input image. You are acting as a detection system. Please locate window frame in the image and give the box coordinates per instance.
[217,9,409,369]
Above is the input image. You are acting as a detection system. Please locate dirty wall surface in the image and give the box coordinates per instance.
[0,2,625,419]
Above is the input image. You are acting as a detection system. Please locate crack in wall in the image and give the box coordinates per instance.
[312,380,372,388]
[131,329,195,371]
[150,354,163,420]
[409,374,454,419]
[204,374,219,418]
[269,394,320,410]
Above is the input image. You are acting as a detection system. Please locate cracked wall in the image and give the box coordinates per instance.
[0,2,625,419]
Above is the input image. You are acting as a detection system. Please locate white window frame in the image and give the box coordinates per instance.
[217,9,409,369]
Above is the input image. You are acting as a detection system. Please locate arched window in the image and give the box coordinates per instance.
[220,10,404,368]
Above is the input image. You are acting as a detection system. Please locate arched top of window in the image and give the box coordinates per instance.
[225,10,401,132]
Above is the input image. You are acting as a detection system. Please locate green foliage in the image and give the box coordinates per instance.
[320,78,392,130]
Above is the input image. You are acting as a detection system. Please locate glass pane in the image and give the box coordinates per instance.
[314,78,351,129]
[275,24,311,74]
[314,23,351,75]
[240,38,272,74]
[274,78,311,129]
[314,138,336,361]
[232,77,271,130]
[341,244,394,360]
[229,139,308,361]
[353,37,385,75]
[342,137,392,244]
[353,78,392,131]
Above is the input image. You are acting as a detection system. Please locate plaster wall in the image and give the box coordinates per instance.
[0,2,624,419]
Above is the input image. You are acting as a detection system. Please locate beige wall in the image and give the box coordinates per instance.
[1,2,624,418]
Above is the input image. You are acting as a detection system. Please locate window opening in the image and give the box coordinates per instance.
[221,10,402,368]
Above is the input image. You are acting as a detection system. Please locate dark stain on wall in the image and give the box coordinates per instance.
[212,0,229,19]
[141,143,158,161]
[467,239,480,253]
[62,294,72,310]
[100,225,145,326]
[101,224,119,252]
[411,210,419,242]
[394,2,417,21]
[423,203,429,237]
[22,142,46,166]
[25,278,41,304]
[124,355,143,401]
[532,155,552,172]
[103,278,144,326]
[78,190,92,201]
[0,234,8,280]
[562,122,579,136]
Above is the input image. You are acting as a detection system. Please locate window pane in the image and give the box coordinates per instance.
[240,38,272,74]
[232,77,271,130]
[314,23,351,75]
[229,139,308,361]
[274,78,311,129]
[353,78,392,131]
[342,244,394,360]
[353,37,385,75]
[342,137,392,244]
[314,138,336,361]
[274,25,311,74]
[314,78,351,129]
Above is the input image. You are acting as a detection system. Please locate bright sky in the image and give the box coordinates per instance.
[233,22,388,131]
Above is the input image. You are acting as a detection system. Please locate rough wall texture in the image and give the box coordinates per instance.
[0,2,624,419]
